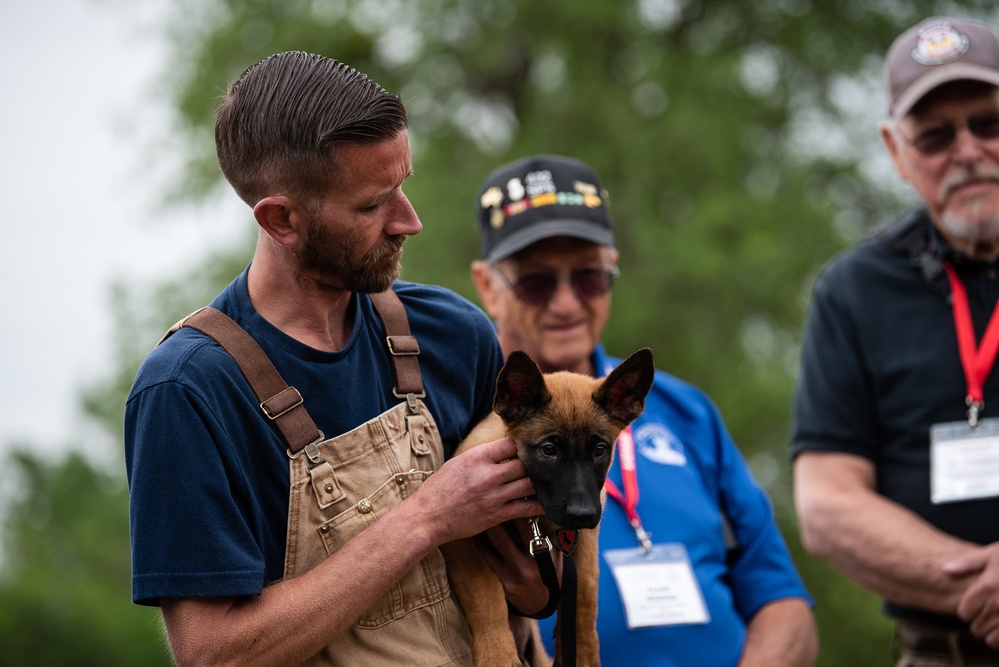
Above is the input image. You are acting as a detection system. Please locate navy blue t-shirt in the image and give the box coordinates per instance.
[124,269,503,605]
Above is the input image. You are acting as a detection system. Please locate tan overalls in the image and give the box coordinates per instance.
[178,291,473,666]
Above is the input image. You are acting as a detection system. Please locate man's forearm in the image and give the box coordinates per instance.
[795,453,977,614]
[738,598,818,667]
[162,438,543,667]
[163,499,442,667]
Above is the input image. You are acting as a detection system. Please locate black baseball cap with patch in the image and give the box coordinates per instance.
[476,154,614,262]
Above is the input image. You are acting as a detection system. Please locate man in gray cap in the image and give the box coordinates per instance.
[472,154,817,666]
[793,17,999,666]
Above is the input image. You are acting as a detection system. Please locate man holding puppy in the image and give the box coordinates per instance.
[124,52,546,666]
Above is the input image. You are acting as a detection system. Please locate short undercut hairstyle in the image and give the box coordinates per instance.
[215,51,408,207]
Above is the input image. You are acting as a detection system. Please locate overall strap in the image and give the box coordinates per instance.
[161,289,425,456]
[179,307,324,456]
[369,290,425,399]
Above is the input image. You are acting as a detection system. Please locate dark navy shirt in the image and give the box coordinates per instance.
[792,208,999,624]
[124,269,503,605]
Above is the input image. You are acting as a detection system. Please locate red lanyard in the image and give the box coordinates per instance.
[605,425,638,522]
[605,424,653,553]
[602,362,653,552]
[945,262,999,426]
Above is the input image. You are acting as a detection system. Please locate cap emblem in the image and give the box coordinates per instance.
[481,177,604,230]
[523,169,556,198]
[480,186,506,229]
[912,20,970,66]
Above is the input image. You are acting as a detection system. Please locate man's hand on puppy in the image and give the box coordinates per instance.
[412,437,543,546]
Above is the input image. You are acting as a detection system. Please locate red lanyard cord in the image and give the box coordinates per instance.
[605,424,652,553]
[601,361,653,553]
[605,426,638,522]
[944,262,999,426]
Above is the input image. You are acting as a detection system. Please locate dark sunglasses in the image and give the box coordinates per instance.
[904,111,999,156]
[491,266,620,305]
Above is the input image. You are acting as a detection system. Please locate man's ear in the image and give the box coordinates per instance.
[253,196,303,246]
[880,120,911,183]
[607,246,620,267]
[471,260,502,318]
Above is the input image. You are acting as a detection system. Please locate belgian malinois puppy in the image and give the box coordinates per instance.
[443,348,655,666]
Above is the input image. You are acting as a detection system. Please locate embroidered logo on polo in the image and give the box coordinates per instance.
[480,169,604,230]
[634,422,687,466]
[911,20,970,66]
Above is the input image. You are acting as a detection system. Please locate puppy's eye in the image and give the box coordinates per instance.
[540,442,557,457]
[594,441,610,458]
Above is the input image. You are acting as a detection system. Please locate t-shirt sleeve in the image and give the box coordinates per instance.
[792,262,880,461]
[125,367,266,606]
[468,308,505,428]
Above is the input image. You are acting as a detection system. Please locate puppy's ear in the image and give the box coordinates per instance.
[494,351,553,422]
[593,348,655,425]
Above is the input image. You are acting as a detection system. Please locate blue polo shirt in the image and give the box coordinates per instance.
[539,346,812,666]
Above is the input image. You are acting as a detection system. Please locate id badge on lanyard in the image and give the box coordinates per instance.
[931,264,999,504]
[604,544,710,629]
[931,420,999,504]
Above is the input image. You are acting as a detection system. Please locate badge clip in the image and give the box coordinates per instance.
[631,518,653,555]
[967,396,984,429]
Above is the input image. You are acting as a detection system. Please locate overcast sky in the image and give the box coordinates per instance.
[1,0,245,466]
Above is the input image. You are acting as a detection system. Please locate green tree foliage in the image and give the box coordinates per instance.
[0,448,171,666]
[5,1,998,664]
[142,2,995,664]
[141,5,996,662]
[145,0,990,489]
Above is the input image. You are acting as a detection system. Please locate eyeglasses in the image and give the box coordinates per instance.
[490,265,620,305]
[903,111,999,156]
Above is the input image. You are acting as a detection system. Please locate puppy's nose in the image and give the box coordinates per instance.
[565,502,600,529]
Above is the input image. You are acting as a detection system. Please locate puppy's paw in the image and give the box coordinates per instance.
[471,647,521,667]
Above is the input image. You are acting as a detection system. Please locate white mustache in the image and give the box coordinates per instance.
[939,166,999,202]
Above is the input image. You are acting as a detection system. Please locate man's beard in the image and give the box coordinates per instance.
[297,219,406,294]
[939,204,999,251]
[937,165,999,253]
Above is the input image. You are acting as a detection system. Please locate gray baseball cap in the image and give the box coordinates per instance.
[885,17,999,119]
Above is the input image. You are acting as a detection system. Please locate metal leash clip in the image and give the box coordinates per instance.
[527,516,553,556]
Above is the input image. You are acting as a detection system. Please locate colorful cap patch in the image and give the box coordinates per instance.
[884,17,999,119]
[911,20,969,65]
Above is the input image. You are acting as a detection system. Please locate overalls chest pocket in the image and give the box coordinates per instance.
[284,400,451,629]
[316,470,451,628]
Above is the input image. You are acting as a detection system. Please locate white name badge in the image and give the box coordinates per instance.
[930,418,999,504]
[603,543,709,629]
